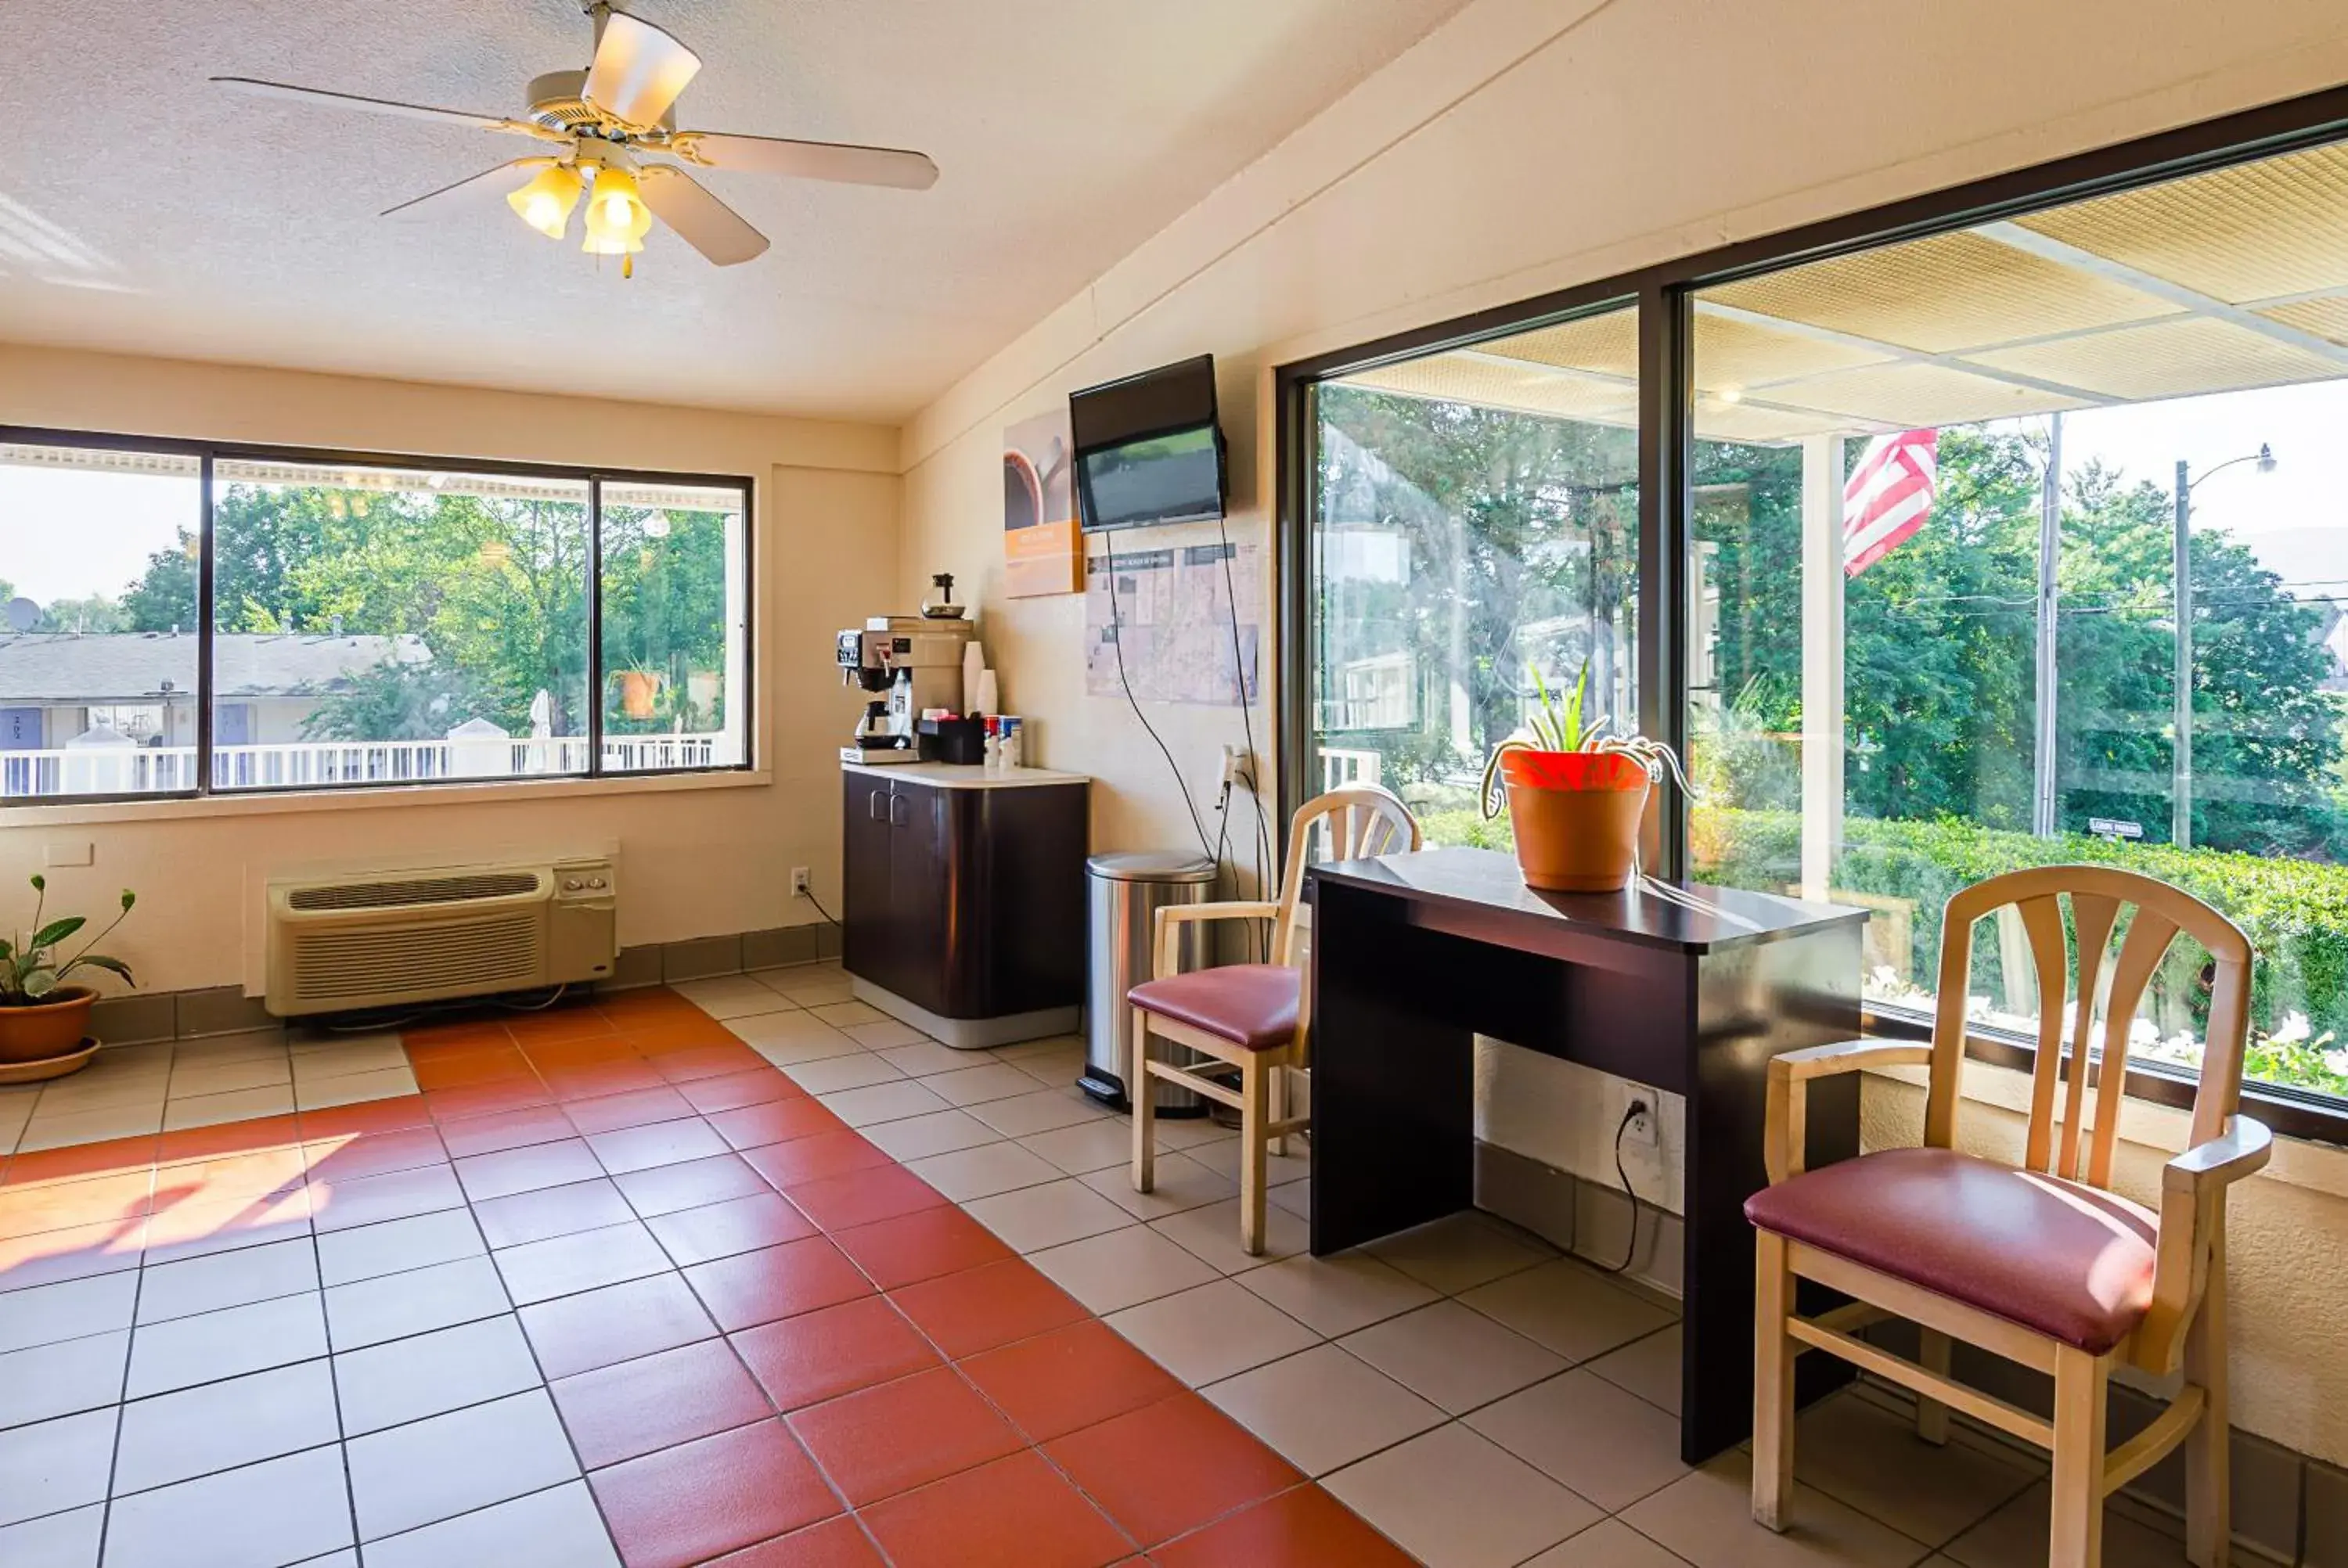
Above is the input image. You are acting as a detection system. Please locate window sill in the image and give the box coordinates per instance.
[0,767,772,827]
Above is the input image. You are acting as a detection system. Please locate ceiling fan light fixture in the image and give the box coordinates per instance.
[505,164,583,239]
[580,165,653,255]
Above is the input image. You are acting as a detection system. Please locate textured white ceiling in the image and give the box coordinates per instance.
[2,0,1471,421]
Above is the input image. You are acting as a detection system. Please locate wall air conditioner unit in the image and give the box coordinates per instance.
[265,858,617,1016]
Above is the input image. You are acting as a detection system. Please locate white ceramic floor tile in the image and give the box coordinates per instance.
[124,1291,329,1398]
[1150,1197,1309,1274]
[165,1056,292,1099]
[1083,1151,1237,1221]
[1788,1390,2042,1550]
[1026,1225,1221,1315]
[807,1001,887,1028]
[0,1271,139,1355]
[874,1040,975,1076]
[333,1315,544,1437]
[1106,1278,1320,1386]
[0,1504,101,1568]
[112,1361,340,1495]
[1588,1325,1680,1416]
[920,1063,1046,1106]
[674,976,797,1021]
[851,1022,936,1052]
[1465,1368,1690,1512]
[860,1109,1005,1161]
[783,1054,906,1095]
[492,1221,670,1307]
[904,1142,1064,1202]
[346,1387,579,1541]
[1458,1259,1677,1364]
[1021,1118,1142,1175]
[1338,1300,1569,1415]
[290,1027,400,1058]
[0,1406,116,1527]
[1519,1519,1695,1567]
[816,1079,951,1127]
[363,1479,620,1568]
[964,1178,1136,1253]
[1324,1422,1603,1568]
[1621,1451,1931,1568]
[315,1209,487,1288]
[1231,1251,1438,1338]
[761,976,855,1007]
[1363,1211,1558,1294]
[290,1041,412,1082]
[102,1442,355,1568]
[322,1254,510,1352]
[965,1088,1112,1138]
[135,1237,319,1325]
[159,1084,297,1132]
[1186,1135,1312,1189]
[0,1331,128,1431]
[294,1066,419,1112]
[729,1014,862,1061]
[1202,1343,1444,1476]
[16,1103,164,1152]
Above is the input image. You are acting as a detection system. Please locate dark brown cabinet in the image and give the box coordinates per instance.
[841,765,1089,1044]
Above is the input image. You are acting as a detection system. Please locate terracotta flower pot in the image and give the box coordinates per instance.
[0,986,96,1064]
[619,671,661,720]
[1500,749,1653,893]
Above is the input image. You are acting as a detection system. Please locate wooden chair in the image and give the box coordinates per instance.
[1129,784,1420,1254]
[1747,865,2272,1568]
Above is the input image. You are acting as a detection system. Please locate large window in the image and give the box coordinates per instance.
[1287,100,2348,1126]
[1306,305,1640,840]
[0,437,750,801]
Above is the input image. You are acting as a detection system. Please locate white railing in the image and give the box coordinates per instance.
[2,734,728,798]
[1321,747,1384,791]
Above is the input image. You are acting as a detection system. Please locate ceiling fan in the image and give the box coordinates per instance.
[213,1,938,277]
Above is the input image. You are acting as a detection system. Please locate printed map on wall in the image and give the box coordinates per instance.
[1085,541,1262,706]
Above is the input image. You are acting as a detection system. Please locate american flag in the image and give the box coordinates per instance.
[1843,429,1938,576]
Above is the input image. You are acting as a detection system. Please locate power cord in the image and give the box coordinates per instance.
[1102,541,1217,863]
[798,886,841,928]
[1597,1099,1649,1276]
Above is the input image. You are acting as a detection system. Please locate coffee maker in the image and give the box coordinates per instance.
[837,615,974,764]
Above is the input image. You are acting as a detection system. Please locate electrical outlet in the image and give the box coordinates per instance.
[1221,744,1255,789]
[1615,1080,1661,1148]
[790,867,811,897]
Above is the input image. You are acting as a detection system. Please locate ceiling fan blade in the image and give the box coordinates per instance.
[380,159,545,220]
[667,131,938,191]
[212,77,539,135]
[637,166,769,266]
[583,12,701,128]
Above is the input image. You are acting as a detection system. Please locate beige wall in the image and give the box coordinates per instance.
[895,0,2348,1461]
[0,343,899,993]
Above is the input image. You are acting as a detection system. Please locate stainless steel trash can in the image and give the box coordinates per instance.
[1082,851,1217,1114]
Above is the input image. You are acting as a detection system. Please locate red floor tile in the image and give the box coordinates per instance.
[506,1006,620,1046]
[708,1099,849,1154]
[435,1103,579,1160]
[625,1019,743,1054]
[153,1113,304,1166]
[615,1153,772,1219]
[0,1168,157,1241]
[299,1127,448,1184]
[550,1337,775,1469]
[782,1165,945,1233]
[521,1271,721,1379]
[472,1178,636,1248]
[859,1450,1133,1568]
[425,1078,556,1121]
[830,1203,1013,1290]
[653,1043,772,1083]
[452,1137,606,1201]
[0,1136,159,1189]
[402,1019,512,1052]
[678,1070,801,1116]
[1045,1394,1304,1548]
[742,1131,891,1189]
[649,1191,818,1268]
[297,1093,433,1139]
[685,1236,873,1332]
[562,1085,697,1137]
[704,1515,886,1568]
[888,1257,1089,1358]
[410,1045,537,1091]
[591,1419,840,1568]
[525,1036,646,1073]
[543,1061,670,1101]
[1147,1484,1419,1568]
[960,1320,1184,1444]
[729,1296,941,1412]
[589,1118,732,1175]
[787,1365,1024,1506]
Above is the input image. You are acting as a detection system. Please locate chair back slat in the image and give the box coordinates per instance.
[2054,893,2123,1181]
[1271,783,1421,967]
[1923,865,2253,1196]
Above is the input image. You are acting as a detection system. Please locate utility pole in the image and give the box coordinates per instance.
[2033,415,2062,838]
[2173,457,2193,850]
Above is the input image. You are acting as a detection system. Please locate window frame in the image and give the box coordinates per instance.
[0,425,755,807]
[1273,81,2348,1146]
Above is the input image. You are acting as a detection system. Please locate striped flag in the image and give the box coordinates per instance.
[1843,429,1938,576]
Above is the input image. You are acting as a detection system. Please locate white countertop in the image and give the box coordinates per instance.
[841,761,1089,789]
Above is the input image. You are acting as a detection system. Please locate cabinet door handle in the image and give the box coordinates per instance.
[869,789,886,822]
[888,793,909,826]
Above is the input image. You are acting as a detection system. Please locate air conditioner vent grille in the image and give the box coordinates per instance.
[290,914,543,1003]
[289,872,542,912]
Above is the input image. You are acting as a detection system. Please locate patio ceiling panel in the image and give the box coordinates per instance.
[2258,294,2348,348]
[1469,308,1640,379]
[1691,398,1877,445]
[1762,359,2089,429]
[1341,354,1638,426]
[1687,311,1889,394]
[1961,315,2346,401]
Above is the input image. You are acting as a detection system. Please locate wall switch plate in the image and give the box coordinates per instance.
[790,867,811,896]
[44,842,93,868]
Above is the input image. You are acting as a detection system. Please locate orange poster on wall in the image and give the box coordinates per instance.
[1003,408,1082,597]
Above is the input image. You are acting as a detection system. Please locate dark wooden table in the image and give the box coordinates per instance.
[1305,847,1867,1462]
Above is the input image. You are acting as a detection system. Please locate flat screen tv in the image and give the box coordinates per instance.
[1071,355,1226,531]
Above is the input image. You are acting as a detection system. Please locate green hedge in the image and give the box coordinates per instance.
[1421,804,2348,1095]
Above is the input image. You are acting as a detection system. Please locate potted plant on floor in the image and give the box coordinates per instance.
[0,876,137,1067]
[1481,661,1689,893]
